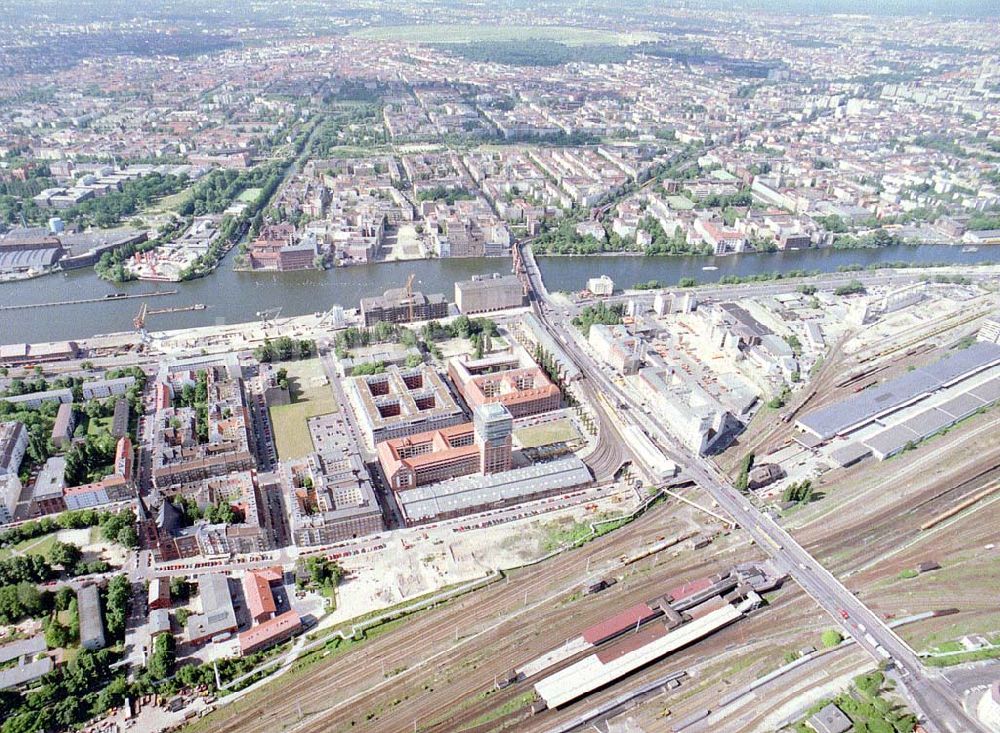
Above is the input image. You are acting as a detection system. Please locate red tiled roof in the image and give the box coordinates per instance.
[581,603,658,645]
[667,577,712,602]
[244,571,276,620]
[238,610,301,653]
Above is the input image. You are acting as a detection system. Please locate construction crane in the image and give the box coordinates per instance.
[405,273,415,322]
[256,307,282,326]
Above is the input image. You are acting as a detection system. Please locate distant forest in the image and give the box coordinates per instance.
[437,39,784,76]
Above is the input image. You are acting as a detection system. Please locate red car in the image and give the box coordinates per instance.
[839,609,850,620]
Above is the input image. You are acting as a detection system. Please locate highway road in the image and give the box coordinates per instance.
[516,241,986,733]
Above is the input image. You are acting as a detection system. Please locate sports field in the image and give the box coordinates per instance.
[352,25,658,47]
[268,359,339,460]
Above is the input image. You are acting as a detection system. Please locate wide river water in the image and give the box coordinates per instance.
[0,244,995,344]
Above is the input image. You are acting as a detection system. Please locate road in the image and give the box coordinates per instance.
[516,241,985,733]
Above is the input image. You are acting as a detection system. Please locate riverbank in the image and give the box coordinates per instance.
[0,244,996,344]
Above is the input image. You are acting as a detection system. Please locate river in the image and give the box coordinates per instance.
[0,244,995,344]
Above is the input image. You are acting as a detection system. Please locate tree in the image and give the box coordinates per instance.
[50,542,82,570]
[735,453,755,492]
[148,634,175,680]
[54,586,75,612]
[170,577,191,602]
[821,629,843,648]
[0,582,49,624]
[0,555,53,585]
[103,576,131,642]
[44,617,72,649]
[834,280,866,296]
[99,511,139,548]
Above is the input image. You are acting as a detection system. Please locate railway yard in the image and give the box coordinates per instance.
[176,273,1000,733]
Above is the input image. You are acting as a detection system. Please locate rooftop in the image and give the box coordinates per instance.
[396,455,592,524]
[797,342,1000,439]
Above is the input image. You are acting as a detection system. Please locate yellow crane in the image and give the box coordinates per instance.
[405,272,415,322]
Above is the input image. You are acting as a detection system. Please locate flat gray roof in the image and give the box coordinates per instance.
[898,407,954,440]
[797,342,1000,439]
[0,635,45,664]
[828,441,871,467]
[969,375,1000,404]
[398,456,592,523]
[77,584,106,649]
[863,424,921,459]
[4,388,74,405]
[0,658,52,689]
[187,574,237,640]
[936,392,987,420]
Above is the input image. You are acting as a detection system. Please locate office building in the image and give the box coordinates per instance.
[111,399,130,438]
[148,577,171,611]
[238,611,302,656]
[396,455,592,525]
[0,341,78,367]
[378,404,512,491]
[588,324,644,375]
[448,353,561,418]
[360,287,448,327]
[474,403,514,474]
[0,475,20,525]
[345,364,465,446]
[81,376,135,400]
[2,388,73,410]
[285,451,384,547]
[30,456,67,515]
[187,574,238,644]
[586,275,614,296]
[51,403,75,450]
[454,274,525,314]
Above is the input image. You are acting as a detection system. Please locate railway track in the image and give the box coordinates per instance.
[413,556,731,733]
[198,501,717,733]
[800,442,1000,575]
[581,383,628,481]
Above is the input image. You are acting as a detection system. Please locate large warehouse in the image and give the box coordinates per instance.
[797,342,1000,441]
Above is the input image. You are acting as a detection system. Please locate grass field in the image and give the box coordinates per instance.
[515,419,580,449]
[666,195,695,210]
[145,187,194,214]
[87,416,113,438]
[0,533,58,561]
[238,187,262,204]
[351,25,658,46]
[268,359,339,461]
